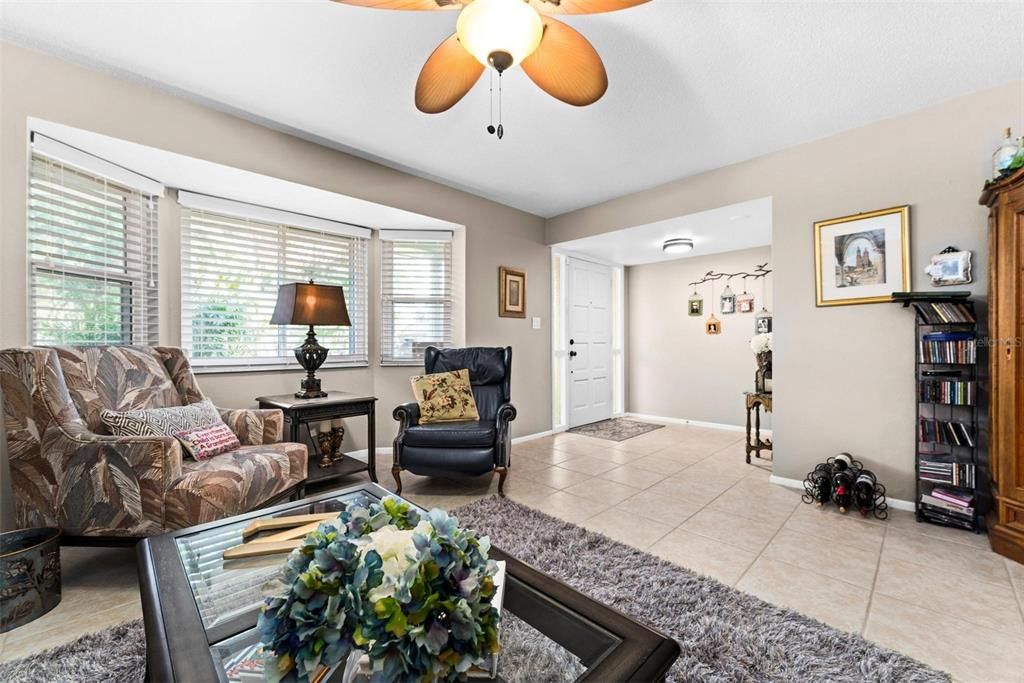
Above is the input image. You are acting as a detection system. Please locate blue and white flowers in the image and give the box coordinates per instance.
[258,497,500,683]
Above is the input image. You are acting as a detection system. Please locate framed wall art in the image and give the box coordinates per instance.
[498,266,527,318]
[924,247,972,286]
[814,205,910,306]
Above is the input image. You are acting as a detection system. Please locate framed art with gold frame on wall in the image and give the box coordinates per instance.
[499,266,527,318]
[814,205,910,307]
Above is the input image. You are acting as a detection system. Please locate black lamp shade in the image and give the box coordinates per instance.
[271,282,350,327]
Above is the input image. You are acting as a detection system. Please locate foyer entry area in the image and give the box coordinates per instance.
[549,197,773,442]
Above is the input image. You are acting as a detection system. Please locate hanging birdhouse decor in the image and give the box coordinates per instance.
[688,291,703,317]
[687,262,772,325]
[737,277,755,313]
[720,282,736,314]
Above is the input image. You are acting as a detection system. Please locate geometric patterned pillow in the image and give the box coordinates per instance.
[175,423,241,461]
[101,399,223,438]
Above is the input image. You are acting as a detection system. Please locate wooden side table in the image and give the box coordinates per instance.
[744,391,773,463]
[256,391,377,496]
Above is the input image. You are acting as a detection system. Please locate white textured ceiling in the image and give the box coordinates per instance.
[554,197,771,265]
[2,1,1022,218]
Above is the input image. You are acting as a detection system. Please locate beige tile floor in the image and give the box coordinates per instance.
[3,424,1024,682]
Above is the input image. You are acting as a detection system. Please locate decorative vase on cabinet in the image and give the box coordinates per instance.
[980,165,1024,564]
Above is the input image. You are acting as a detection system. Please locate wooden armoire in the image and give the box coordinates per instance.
[982,166,1024,564]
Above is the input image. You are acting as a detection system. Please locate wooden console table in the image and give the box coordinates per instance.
[256,391,377,496]
[744,391,773,463]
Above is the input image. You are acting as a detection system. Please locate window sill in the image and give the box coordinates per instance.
[192,362,369,375]
[379,361,426,368]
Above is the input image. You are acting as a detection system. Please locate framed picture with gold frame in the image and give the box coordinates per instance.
[499,266,527,318]
[814,205,910,307]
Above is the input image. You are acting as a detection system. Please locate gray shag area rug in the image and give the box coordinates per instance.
[567,417,664,442]
[453,496,948,683]
[0,496,947,682]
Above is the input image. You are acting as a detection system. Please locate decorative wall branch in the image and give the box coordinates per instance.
[688,263,772,288]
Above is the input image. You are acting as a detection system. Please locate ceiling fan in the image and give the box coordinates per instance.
[333,0,649,122]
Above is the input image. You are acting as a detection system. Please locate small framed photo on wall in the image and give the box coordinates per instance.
[499,266,527,318]
[814,205,910,306]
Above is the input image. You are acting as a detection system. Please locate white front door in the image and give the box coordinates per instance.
[567,257,613,427]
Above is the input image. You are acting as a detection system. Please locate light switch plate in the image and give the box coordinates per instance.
[532,317,541,329]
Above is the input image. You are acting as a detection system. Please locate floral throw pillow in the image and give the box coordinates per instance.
[175,423,241,461]
[409,369,480,424]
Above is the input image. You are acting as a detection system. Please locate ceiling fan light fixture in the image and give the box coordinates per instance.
[663,238,694,254]
[456,0,544,71]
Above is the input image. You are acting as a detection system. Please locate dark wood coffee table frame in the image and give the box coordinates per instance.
[137,484,679,682]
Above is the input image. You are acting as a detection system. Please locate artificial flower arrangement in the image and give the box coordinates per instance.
[749,332,773,355]
[258,497,501,683]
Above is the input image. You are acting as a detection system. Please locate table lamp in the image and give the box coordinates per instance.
[271,280,350,399]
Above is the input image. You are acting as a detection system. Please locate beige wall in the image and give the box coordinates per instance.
[626,246,772,428]
[549,82,1023,500]
[0,42,552,454]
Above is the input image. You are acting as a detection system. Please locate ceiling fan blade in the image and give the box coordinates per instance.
[415,34,484,113]
[331,0,466,10]
[521,17,608,106]
[530,0,649,15]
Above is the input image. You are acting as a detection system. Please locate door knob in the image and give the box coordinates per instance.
[569,350,578,358]
[569,338,575,345]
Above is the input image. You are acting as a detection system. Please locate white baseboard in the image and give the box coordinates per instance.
[769,474,915,512]
[625,412,763,435]
[346,446,390,463]
[512,430,554,444]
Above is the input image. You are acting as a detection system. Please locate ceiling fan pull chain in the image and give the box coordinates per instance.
[487,70,496,135]
[496,72,504,140]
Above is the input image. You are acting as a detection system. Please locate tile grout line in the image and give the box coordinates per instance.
[1004,559,1024,628]
[859,523,888,636]
[732,494,802,587]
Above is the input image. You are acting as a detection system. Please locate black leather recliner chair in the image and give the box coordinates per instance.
[392,346,516,495]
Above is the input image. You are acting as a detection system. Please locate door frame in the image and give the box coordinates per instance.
[551,249,625,432]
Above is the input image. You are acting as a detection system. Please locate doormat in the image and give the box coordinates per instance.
[567,418,664,442]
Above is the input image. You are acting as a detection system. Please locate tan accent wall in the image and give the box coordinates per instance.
[626,246,773,428]
[0,42,552,455]
[550,82,1023,499]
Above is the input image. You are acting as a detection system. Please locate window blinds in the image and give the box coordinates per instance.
[379,232,453,365]
[27,152,160,346]
[181,207,369,369]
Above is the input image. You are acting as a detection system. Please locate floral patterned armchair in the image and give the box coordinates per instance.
[0,346,308,538]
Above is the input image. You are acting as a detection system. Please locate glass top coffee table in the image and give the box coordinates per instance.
[137,484,679,682]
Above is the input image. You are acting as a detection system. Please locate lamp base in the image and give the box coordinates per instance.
[295,375,327,400]
[294,326,329,399]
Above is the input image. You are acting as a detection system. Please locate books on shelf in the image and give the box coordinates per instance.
[918,332,976,364]
[930,487,974,507]
[920,494,975,517]
[908,300,976,324]
[918,379,975,405]
[917,418,975,447]
[919,506,977,530]
[919,458,975,488]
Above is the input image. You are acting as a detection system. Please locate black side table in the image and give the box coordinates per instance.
[256,391,377,495]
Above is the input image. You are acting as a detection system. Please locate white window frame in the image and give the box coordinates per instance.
[26,138,162,347]
[179,193,371,372]
[379,230,454,366]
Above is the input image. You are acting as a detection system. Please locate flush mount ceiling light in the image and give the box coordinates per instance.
[333,0,650,138]
[663,238,694,254]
